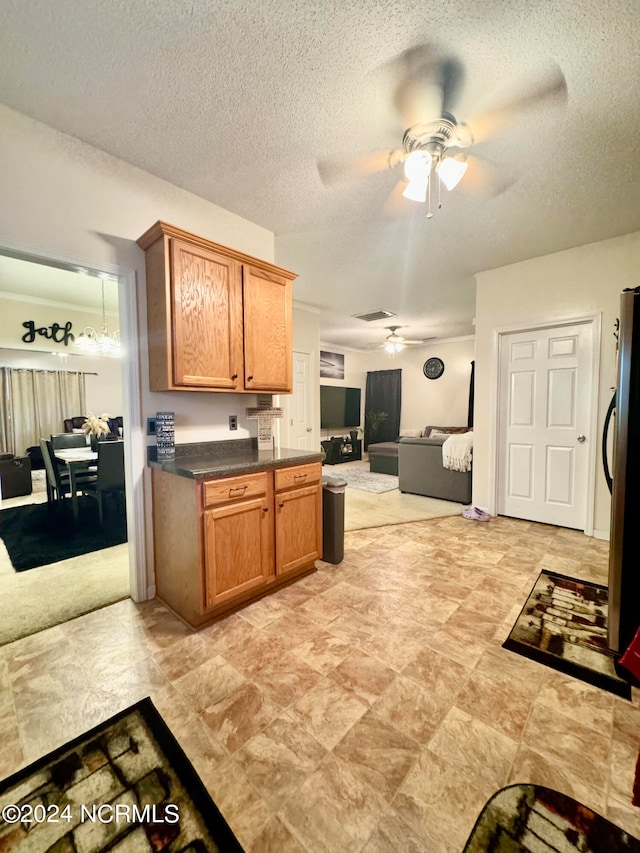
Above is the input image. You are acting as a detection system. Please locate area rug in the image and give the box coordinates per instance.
[0,497,127,571]
[463,784,640,851]
[503,570,631,699]
[331,467,399,493]
[0,698,244,852]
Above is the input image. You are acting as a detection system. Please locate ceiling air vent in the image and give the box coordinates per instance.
[353,310,396,322]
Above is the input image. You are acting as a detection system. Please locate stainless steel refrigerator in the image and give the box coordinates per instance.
[605,286,640,654]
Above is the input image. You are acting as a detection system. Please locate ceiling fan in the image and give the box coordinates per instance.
[380,326,426,353]
[318,45,567,216]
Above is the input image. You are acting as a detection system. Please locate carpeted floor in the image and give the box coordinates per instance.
[0,497,127,571]
[464,784,640,851]
[0,698,243,852]
[504,570,631,698]
[0,543,130,646]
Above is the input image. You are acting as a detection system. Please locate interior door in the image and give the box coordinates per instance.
[290,352,314,449]
[497,322,593,529]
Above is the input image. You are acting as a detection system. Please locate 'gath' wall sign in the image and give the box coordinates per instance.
[21,320,75,347]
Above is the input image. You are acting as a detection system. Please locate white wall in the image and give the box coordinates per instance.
[0,104,275,444]
[0,104,278,596]
[316,337,475,439]
[474,230,640,537]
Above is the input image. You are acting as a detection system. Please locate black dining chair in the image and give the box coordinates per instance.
[40,438,97,508]
[51,432,87,449]
[81,440,125,527]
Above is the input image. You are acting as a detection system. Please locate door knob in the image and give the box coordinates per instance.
[306,427,312,432]
[577,434,586,443]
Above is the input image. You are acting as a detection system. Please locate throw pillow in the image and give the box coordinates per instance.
[429,429,451,437]
[399,428,422,437]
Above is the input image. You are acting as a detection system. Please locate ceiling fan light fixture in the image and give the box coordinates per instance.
[437,154,468,191]
[402,176,429,203]
[403,150,431,182]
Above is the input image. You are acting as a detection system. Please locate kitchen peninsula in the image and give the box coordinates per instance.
[149,439,323,628]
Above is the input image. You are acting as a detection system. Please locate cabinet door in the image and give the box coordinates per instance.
[171,239,243,388]
[275,483,322,576]
[203,496,273,607]
[243,265,292,392]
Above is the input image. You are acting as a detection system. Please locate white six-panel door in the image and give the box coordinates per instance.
[290,351,314,450]
[498,323,593,529]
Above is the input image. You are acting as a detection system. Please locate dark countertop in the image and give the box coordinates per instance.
[148,438,322,480]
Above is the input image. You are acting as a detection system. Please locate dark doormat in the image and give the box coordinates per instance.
[0,497,127,572]
[503,570,631,699]
[463,784,640,851]
[0,698,244,852]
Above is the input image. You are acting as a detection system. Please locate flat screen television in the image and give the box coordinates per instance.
[320,385,361,430]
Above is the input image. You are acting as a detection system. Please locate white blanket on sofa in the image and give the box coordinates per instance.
[442,431,473,472]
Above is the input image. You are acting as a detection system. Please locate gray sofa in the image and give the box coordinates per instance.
[398,431,472,503]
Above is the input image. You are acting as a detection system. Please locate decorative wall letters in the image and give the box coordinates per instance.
[21,320,75,346]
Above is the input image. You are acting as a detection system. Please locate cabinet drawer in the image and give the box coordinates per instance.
[203,471,268,507]
[274,462,321,492]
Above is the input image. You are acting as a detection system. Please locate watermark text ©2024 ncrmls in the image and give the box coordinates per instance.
[1,802,180,825]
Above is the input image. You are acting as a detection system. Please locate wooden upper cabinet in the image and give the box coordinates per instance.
[243,265,293,392]
[171,239,243,388]
[137,222,296,393]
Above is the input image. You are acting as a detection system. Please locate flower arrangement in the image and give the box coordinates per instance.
[82,412,112,437]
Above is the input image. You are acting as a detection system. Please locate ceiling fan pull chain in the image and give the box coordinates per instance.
[426,171,433,219]
[438,172,442,209]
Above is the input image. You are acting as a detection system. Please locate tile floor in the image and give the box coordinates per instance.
[1,514,639,852]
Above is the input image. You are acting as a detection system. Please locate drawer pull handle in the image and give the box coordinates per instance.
[263,507,269,513]
[229,485,248,495]
[278,501,284,508]
[231,373,238,380]
[247,374,254,381]
[294,473,307,481]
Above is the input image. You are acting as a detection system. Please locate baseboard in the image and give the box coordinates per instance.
[592,528,610,541]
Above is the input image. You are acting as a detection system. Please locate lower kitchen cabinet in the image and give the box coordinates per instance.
[203,494,273,607]
[276,484,322,576]
[151,461,322,627]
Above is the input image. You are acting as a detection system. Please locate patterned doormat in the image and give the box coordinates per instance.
[0,698,244,852]
[463,784,640,851]
[503,570,631,699]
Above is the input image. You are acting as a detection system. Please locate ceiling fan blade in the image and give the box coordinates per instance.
[383,179,414,216]
[454,153,516,197]
[464,62,567,145]
[317,149,405,185]
[390,44,464,128]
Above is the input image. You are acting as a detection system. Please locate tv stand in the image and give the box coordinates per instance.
[322,437,362,465]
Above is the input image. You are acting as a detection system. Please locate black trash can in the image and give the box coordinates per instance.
[322,476,347,564]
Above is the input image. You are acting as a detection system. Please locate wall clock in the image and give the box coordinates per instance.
[423,357,445,380]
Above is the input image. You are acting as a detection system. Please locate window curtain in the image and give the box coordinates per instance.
[364,369,402,449]
[468,360,475,428]
[0,368,87,455]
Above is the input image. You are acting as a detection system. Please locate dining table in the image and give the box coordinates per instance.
[53,446,98,522]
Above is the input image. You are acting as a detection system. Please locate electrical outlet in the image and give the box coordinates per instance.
[146,417,156,436]
[229,415,238,431]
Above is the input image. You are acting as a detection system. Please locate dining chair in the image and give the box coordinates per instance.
[81,440,125,527]
[40,438,97,508]
[51,432,87,449]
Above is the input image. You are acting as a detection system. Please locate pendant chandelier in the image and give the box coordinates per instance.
[74,278,121,357]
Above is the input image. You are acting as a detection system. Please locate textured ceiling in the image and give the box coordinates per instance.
[1,0,640,349]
